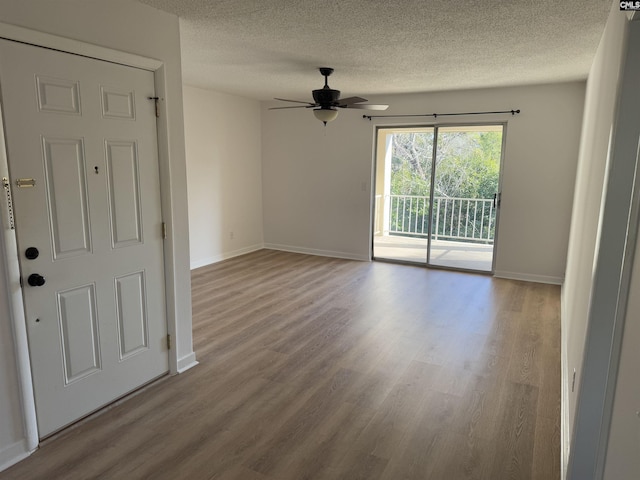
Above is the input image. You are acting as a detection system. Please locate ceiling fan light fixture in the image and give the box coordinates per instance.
[313,107,339,125]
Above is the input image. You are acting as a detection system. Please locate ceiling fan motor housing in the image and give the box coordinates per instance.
[312,87,340,107]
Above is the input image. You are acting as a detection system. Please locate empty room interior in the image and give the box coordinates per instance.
[0,1,639,479]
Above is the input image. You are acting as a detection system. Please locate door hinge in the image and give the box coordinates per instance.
[148,96,160,118]
[162,222,167,239]
[167,334,171,350]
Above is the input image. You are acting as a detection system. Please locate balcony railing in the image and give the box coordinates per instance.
[381,194,496,243]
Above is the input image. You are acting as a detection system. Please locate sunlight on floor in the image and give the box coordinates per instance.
[373,235,494,272]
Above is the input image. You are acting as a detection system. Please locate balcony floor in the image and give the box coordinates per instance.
[373,234,494,272]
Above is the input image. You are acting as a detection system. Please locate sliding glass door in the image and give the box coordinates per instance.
[372,124,504,273]
[373,127,434,263]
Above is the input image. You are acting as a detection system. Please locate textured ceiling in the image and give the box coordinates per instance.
[136,0,613,102]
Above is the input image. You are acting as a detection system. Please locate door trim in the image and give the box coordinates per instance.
[0,23,162,71]
[0,22,187,448]
[0,99,38,453]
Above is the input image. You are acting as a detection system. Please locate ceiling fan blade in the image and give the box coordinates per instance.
[337,96,368,106]
[345,104,389,111]
[274,97,316,106]
[268,105,311,110]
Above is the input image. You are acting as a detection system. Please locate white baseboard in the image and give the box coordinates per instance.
[176,352,198,373]
[493,270,563,285]
[190,244,264,270]
[0,439,32,474]
[263,243,369,262]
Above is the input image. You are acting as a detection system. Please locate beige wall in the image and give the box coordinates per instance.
[0,0,193,469]
[183,85,264,268]
[562,1,628,467]
[262,82,585,281]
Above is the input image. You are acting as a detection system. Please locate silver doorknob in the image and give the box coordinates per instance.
[27,274,45,287]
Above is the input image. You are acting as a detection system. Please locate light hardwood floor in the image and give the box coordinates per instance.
[1,249,561,479]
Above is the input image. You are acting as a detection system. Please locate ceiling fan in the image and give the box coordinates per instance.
[269,67,389,125]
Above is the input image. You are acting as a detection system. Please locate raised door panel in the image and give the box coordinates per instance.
[115,271,148,359]
[57,284,101,384]
[101,86,135,120]
[105,140,143,248]
[36,75,81,115]
[42,137,92,259]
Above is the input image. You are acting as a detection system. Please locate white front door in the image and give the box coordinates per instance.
[0,39,168,437]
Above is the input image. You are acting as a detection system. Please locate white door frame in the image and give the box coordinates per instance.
[0,22,183,448]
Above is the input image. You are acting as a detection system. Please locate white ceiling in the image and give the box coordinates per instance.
[136,0,613,102]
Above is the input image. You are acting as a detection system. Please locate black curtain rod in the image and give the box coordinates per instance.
[362,109,521,121]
